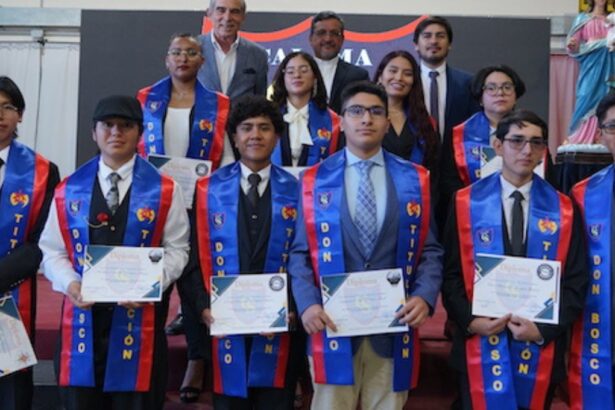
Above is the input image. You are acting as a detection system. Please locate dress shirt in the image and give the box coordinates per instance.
[344,148,387,235]
[315,56,338,101]
[500,175,531,242]
[420,61,447,136]
[0,144,10,188]
[40,154,190,294]
[163,107,191,157]
[284,101,313,166]
[239,162,271,196]
[211,32,240,95]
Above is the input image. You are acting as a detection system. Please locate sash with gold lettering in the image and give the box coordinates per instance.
[302,150,429,391]
[453,111,490,186]
[569,165,614,410]
[456,172,572,409]
[55,155,173,391]
[272,101,340,166]
[0,140,50,337]
[195,162,298,397]
[137,76,229,170]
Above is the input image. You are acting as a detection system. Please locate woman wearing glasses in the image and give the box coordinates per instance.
[270,51,340,167]
[373,50,439,171]
[451,65,526,187]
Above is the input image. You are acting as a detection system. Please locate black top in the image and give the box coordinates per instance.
[382,119,418,161]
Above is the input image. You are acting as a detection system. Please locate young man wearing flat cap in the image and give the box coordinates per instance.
[40,95,190,410]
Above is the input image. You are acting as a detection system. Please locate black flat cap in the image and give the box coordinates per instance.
[92,95,143,123]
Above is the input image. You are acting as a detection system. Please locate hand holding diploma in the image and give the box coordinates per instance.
[301,304,337,335]
[395,296,430,328]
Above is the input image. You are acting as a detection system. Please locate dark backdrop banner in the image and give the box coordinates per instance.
[78,10,550,165]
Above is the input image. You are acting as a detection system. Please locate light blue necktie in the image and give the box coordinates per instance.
[354,160,377,255]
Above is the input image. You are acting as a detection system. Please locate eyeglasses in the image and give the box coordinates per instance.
[342,105,387,118]
[312,29,343,38]
[167,48,201,59]
[0,103,19,114]
[502,136,547,150]
[282,65,312,76]
[483,82,515,96]
[600,122,615,135]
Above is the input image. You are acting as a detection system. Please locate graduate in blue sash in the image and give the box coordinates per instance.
[0,76,59,410]
[569,92,615,409]
[40,96,190,410]
[182,95,302,409]
[289,81,443,410]
[442,110,587,410]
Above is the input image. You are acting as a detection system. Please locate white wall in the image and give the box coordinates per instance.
[0,0,579,17]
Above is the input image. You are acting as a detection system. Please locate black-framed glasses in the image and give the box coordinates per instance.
[167,48,201,59]
[600,122,615,135]
[313,29,343,38]
[502,136,547,150]
[342,105,387,118]
[482,82,515,96]
[282,65,312,76]
[0,103,19,114]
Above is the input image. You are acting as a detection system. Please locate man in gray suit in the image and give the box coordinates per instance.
[197,0,268,100]
[289,81,443,410]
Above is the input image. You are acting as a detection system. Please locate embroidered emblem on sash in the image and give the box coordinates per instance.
[317,128,331,140]
[136,207,155,223]
[406,201,421,217]
[281,206,297,220]
[199,119,213,132]
[538,218,558,234]
[10,192,29,207]
[318,192,331,209]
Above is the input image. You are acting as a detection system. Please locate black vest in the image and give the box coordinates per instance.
[238,184,271,274]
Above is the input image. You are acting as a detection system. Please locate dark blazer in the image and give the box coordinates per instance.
[197,34,268,99]
[328,60,369,114]
[441,191,588,384]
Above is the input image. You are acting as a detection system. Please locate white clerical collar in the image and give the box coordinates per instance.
[315,56,339,67]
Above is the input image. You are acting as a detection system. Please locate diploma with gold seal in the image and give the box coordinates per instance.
[148,154,211,209]
[0,295,37,378]
[321,268,408,338]
[472,253,561,324]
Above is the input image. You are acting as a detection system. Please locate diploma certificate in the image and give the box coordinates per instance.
[472,253,561,324]
[0,295,37,378]
[320,269,408,338]
[480,146,544,179]
[210,273,289,336]
[81,245,164,303]
[148,154,212,209]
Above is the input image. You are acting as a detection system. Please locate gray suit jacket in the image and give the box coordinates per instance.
[197,33,268,99]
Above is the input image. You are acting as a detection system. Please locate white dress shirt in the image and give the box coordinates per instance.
[315,56,339,101]
[344,148,387,235]
[211,32,240,95]
[239,162,270,196]
[284,101,313,166]
[40,155,190,295]
[0,144,10,188]
[164,107,191,157]
[500,175,532,242]
[420,61,447,136]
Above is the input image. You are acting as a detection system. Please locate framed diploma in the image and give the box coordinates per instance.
[81,245,164,303]
[472,253,561,324]
[320,268,408,338]
[0,296,37,378]
[148,154,212,209]
[480,146,544,179]
[209,273,289,336]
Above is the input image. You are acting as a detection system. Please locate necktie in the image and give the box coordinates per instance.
[247,173,261,208]
[106,172,121,215]
[354,160,377,256]
[429,71,440,133]
[510,190,524,256]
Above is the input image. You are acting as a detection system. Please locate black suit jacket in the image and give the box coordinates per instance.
[328,60,369,114]
[441,192,588,384]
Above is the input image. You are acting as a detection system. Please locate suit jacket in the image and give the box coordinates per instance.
[441,191,588,384]
[197,34,268,100]
[328,60,370,114]
[288,150,443,357]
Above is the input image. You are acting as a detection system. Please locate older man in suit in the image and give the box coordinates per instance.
[309,11,369,114]
[289,81,443,410]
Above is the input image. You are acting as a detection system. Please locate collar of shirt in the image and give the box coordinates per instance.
[210,32,240,54]
[500,174,532,241]
[420,60,446,77]
[0,144,10,187]
[97,155,135,203]
[345,147,385,169]
[314,56,339,68]
[500,174,532,201]
[239,162,271,196]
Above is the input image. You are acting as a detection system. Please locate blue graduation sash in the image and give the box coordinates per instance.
[272,101,340,166]
[195,162,298,397]
[0,140,50,337]
[302,150,429,391]
[137,76,229,170]
[56,155,173,391]
[569,165,614,410]
[452,111,490,186]
[456,173,572,409]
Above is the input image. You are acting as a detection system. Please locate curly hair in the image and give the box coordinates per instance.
[226,94,285,136]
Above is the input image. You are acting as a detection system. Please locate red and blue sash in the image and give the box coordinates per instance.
[137,76,229,170]
[302,150,429,391]
[55,155,173,391]
[453,111,490,186]
[456,173,572,409]
[272,101,340,166]
[569,165,614,410]
[0,140,50,337]
[195,162,298,397]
